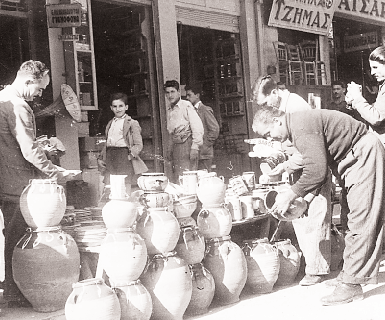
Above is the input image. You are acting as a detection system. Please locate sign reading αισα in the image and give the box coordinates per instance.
[46,3,82,28]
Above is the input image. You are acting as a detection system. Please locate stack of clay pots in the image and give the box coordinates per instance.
[196,173,247,306]
[136,173,192,320]
[15,178,80,312]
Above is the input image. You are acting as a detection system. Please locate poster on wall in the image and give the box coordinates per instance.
[46,3,82,28]
[343,32,378,53]
[268,0,339,35]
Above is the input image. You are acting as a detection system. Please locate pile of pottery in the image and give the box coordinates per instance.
[194,172,247,306]
[136,172,193,320]
[15,178,80,312]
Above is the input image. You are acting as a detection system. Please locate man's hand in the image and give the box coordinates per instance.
[190,149,199,161]
[346,81,362,105]
[270,189,296,218]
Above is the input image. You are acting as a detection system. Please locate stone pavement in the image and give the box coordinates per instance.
[1,256,385,320]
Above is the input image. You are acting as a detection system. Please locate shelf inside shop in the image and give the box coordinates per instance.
[75,47,92,53]
[127,92,149,98]
[123,72,148,78]
[121,28,142,36]
[220,112,245,117]
[122,49,146,57]
[219,92,243,99]
[79,81,93,85]
[218,76,242,81]
[216,54,240,62]
[231,212,270,226]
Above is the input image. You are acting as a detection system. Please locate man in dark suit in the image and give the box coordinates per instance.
[186,83,220,172]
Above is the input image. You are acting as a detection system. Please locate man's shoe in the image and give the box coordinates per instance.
[324,278,341,287]
[299,274,324,286]
[321,283,363,306]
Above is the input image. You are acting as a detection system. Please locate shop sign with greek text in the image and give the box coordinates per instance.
[46,3,82,28]
[343,32,378,53]
[268,0,339,35]
[336,0,385,25]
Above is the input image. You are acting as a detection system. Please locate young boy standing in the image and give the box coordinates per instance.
[97,92,148,196]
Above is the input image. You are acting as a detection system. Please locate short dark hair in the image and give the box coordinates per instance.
[164,80,179,91]
[369,46,385,65]
[110,92,128,105]
[18,60,49,80]
[252,75,277,104]
[185,83,202,95]
[252,104,284,132]
[331,80,346,88]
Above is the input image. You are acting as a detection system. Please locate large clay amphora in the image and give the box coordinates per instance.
[242,238,279,294]
[203,236,247,305]
[185,263,215,316]
[174,226,205,265]
[273,239,301,286]
[137,173,169,192]
[197,204,232,238]
[196,173,226,206]
[136,207,180,255]
[65,278,121,320]
[102,199,138,229]
[13,226,80,312]
[140,252,192,320]
[100,228,147,283]
[112,279,153,320]
[330,224,345,271]
[20,179,66,228]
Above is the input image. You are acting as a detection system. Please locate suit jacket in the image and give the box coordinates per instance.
[0,86,59,201]
[196,102,220,159]
[101,115,148,175]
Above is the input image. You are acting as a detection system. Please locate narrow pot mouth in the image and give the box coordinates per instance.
[264,190,278,209]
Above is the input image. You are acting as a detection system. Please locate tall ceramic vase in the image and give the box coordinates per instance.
[203,236,247,305]
[100,228,148,283]
[174,226,205,265]
[140,252,192,320]
[13,226,80,312]
[112,280,153,320]
[274,239,301,286]
[19,179,66,228]
[242,238,279,294]
[65,278,121,320]
[197,204,232,239]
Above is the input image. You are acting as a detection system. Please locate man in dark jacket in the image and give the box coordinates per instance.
[252,105,385,306]
[186,83,220,172]
[0,60,74,307]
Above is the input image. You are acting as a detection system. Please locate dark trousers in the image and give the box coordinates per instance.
[171,136,198,183]
[1,200,28,299]
[198,158,213,172]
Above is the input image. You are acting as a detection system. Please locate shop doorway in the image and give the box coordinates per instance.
[332,17,381,103]
[178,25,252,179]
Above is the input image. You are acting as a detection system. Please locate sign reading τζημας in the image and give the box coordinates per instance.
[46,3,82,28]
[268,0,339,35]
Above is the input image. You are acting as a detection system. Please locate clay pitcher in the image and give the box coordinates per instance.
[174,226,205,265]
[100,228,148,283]
[102,199,138,229]
[242,238,279,294]
[136,207,180,255]
[20,179,66,228]
[13,226,80,312]
[140,252,192,320]
[185,263,215,316]
[196,173,226,206]
[112,279,152,320]
[197,204,232,238]
[203,236,247,305]
[137,173,169,191]
[65,278,121,320]
[274,239,301,286]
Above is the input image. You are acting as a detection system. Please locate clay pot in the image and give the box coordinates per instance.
[174,226,205,265]
[102,199,138,229]
[252,187,270,213]
[112,280,152,320]
[197,204,232,238]
[264,189,307,221]
[139,191,172,209]
[274,239,301,286]
[179,171,199,195]
[100,228,148,283]
[20,179,66,228]
[137,173,169,192]
[177,217,197,228]
[136,207,180,255]
[203,236,247,305]
[13,226,80,312]
[185,263,215,316]
[196,173,226,206]
[173,199,197,219]
[65,278,121,320]
[140,252,192,320]
[242,238,279,294]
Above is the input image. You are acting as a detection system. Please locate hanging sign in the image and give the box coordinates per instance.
[268,0,339,35]
[343,32,378,53]
[46,3,82,28]
[336,0,385,25]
